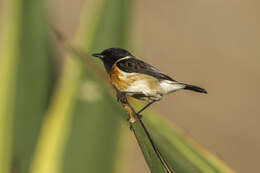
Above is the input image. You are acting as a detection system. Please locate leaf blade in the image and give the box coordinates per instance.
[144,113,236,173]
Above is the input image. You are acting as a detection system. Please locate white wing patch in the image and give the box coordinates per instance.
[126,80,153,95]
[160,80,185,94]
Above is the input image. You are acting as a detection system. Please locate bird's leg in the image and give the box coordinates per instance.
[116,91,142,113]
[116,88,122,102]
[116,89,127,103]
[116,90,154,121]
[117,92,127,104]
[116,91,137,123]
[137,100,156,115]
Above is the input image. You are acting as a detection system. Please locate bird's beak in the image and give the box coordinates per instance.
[92,53,104,59]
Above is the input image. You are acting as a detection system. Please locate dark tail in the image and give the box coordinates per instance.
[183,84,207,94]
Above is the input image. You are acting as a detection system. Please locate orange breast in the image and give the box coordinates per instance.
[109,64,130,91]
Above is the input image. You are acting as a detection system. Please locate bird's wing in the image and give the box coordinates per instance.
[116,57,176,81]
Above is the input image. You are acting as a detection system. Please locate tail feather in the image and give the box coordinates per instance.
[183,84,207,94]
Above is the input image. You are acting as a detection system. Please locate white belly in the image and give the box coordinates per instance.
[159,80,185,94]
[126,80,156,95]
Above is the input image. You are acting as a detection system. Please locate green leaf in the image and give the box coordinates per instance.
[144,113,236,173]
[29,57,81,173]
[131,120,171,173]
[0,0,54,173]
[0,0,22,172]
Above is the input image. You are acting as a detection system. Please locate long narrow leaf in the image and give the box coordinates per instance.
[0,0,22,172]
[29,58,81,173]
[132,120,171,172]
[144,114,236,173]
[12,0,55,172]
[0,0,53,173]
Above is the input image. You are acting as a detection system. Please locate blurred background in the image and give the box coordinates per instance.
[0,0,259,173]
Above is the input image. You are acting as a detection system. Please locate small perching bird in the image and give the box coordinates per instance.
[92,48,207,115]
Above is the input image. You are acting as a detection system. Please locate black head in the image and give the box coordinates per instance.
[92,48,132,72]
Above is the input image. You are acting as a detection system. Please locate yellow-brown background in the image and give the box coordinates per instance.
[44,0,260,172]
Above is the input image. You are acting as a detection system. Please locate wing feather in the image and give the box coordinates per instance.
[116,57,176,81]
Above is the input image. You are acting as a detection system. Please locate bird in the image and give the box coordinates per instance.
[92,48,207,115]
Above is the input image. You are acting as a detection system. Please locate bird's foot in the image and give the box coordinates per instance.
[116,92,127,104]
